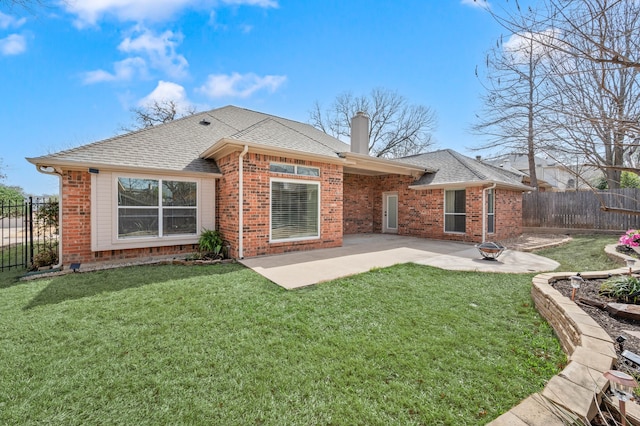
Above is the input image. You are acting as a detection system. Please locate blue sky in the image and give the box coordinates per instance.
[0,0,511,195]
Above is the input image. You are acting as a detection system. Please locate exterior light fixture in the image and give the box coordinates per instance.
[570,275,584,301]
[626,259,635,275]
[603,370,638,426]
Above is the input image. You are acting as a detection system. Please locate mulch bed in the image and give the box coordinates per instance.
[552,275,640,376]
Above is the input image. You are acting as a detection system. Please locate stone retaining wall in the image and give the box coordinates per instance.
[488,269,623,425]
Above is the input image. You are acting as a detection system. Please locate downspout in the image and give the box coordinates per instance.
[238,145,249,259]
[36,165,63,269]
[482,183,497,243]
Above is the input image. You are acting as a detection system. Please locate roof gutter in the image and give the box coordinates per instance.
[409,180,532,191]
[201,139,347,166]
[238,145,249,259]
[26,158,223,179]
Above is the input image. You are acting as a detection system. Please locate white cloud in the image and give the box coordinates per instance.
[0,12,26,30]
[138,80,193,113]
[461,0,490,9]
[221,0,278,7]
[63,0,278,27]
[119,28,188,79]
[503,29,561,62]
[82,57,147,84]
[198,72,286,99]
[0,34,26,55]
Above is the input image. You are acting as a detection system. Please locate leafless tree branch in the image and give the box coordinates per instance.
[122,99,197,132]
[309,88,438,158]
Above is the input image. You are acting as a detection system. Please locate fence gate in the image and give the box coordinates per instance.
[0,197,59,272]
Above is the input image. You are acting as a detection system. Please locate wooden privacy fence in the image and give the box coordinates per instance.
[523,189,640,232]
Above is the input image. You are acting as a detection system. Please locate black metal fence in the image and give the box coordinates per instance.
[0,197,59,271]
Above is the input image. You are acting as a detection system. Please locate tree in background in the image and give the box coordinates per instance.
[0,184,25,219]
[310,88,438,158]
[480,0,640,191]
[472,10,556,190]
[123,99,197,132]
[543,0,640,190]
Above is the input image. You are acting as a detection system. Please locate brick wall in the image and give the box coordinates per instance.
[217,152,343,258]
[343,173,377,234]
[60,170,92,264]
[59,164,521,265]
[343,173,522,243]
[493,189,523,241]
[59,169,201,266]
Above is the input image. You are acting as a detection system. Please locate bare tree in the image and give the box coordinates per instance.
[539,0,640,189]
[481,0,640,70]
[123,99,197,132]
[472,16,557,190]
[479,0,640,214]
[310,88,437,158]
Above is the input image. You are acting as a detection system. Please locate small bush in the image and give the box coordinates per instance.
[198,229,225,258]
[31,248,59,270]
[600,275,640,303]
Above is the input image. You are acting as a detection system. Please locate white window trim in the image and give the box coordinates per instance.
[91,171,215,252]
[269,177,321,243]
[444,188,466,234]
[112,174,201,246]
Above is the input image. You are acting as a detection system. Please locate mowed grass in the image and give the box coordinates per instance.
[535,234,621,272]
[0,262,564,425]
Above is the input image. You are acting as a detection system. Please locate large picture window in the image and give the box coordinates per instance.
[445,189,466,233]
[271,179,320,241]
[117,177,197,239]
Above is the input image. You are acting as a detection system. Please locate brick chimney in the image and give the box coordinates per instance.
[350,111,369,155]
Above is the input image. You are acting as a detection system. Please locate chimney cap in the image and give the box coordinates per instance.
[355,111,368,117]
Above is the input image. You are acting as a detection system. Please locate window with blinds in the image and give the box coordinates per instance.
[444,189,466,233]
[270,179,320,241]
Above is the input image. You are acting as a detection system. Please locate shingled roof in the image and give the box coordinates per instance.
[27,105,350,175]
[399,149,531,190]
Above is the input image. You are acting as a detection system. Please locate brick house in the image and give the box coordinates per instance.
[27,105,529,266]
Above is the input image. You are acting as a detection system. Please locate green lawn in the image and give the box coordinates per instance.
[0,261,566,425]
[535,234,621,272]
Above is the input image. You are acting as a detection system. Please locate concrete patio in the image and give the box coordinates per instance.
[240,234,560,289]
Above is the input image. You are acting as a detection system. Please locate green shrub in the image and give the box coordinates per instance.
[31,247,59,270]
[198,229,224,258]
[600,275,640,303]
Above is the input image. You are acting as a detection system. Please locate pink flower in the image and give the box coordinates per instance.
[620,230,640,247]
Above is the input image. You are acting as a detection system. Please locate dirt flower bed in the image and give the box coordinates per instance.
[552,276,640,378]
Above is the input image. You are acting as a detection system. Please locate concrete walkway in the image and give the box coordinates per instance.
[240,234,560,289]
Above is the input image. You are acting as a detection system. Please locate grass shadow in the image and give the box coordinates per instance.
[0,268,27,290]
[24,263,245,310]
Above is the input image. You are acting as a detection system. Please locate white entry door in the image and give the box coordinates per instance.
[383,193,398,234]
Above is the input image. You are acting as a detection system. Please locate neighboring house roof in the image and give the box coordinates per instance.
[400,149,531,190]
[27,105,425,177]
